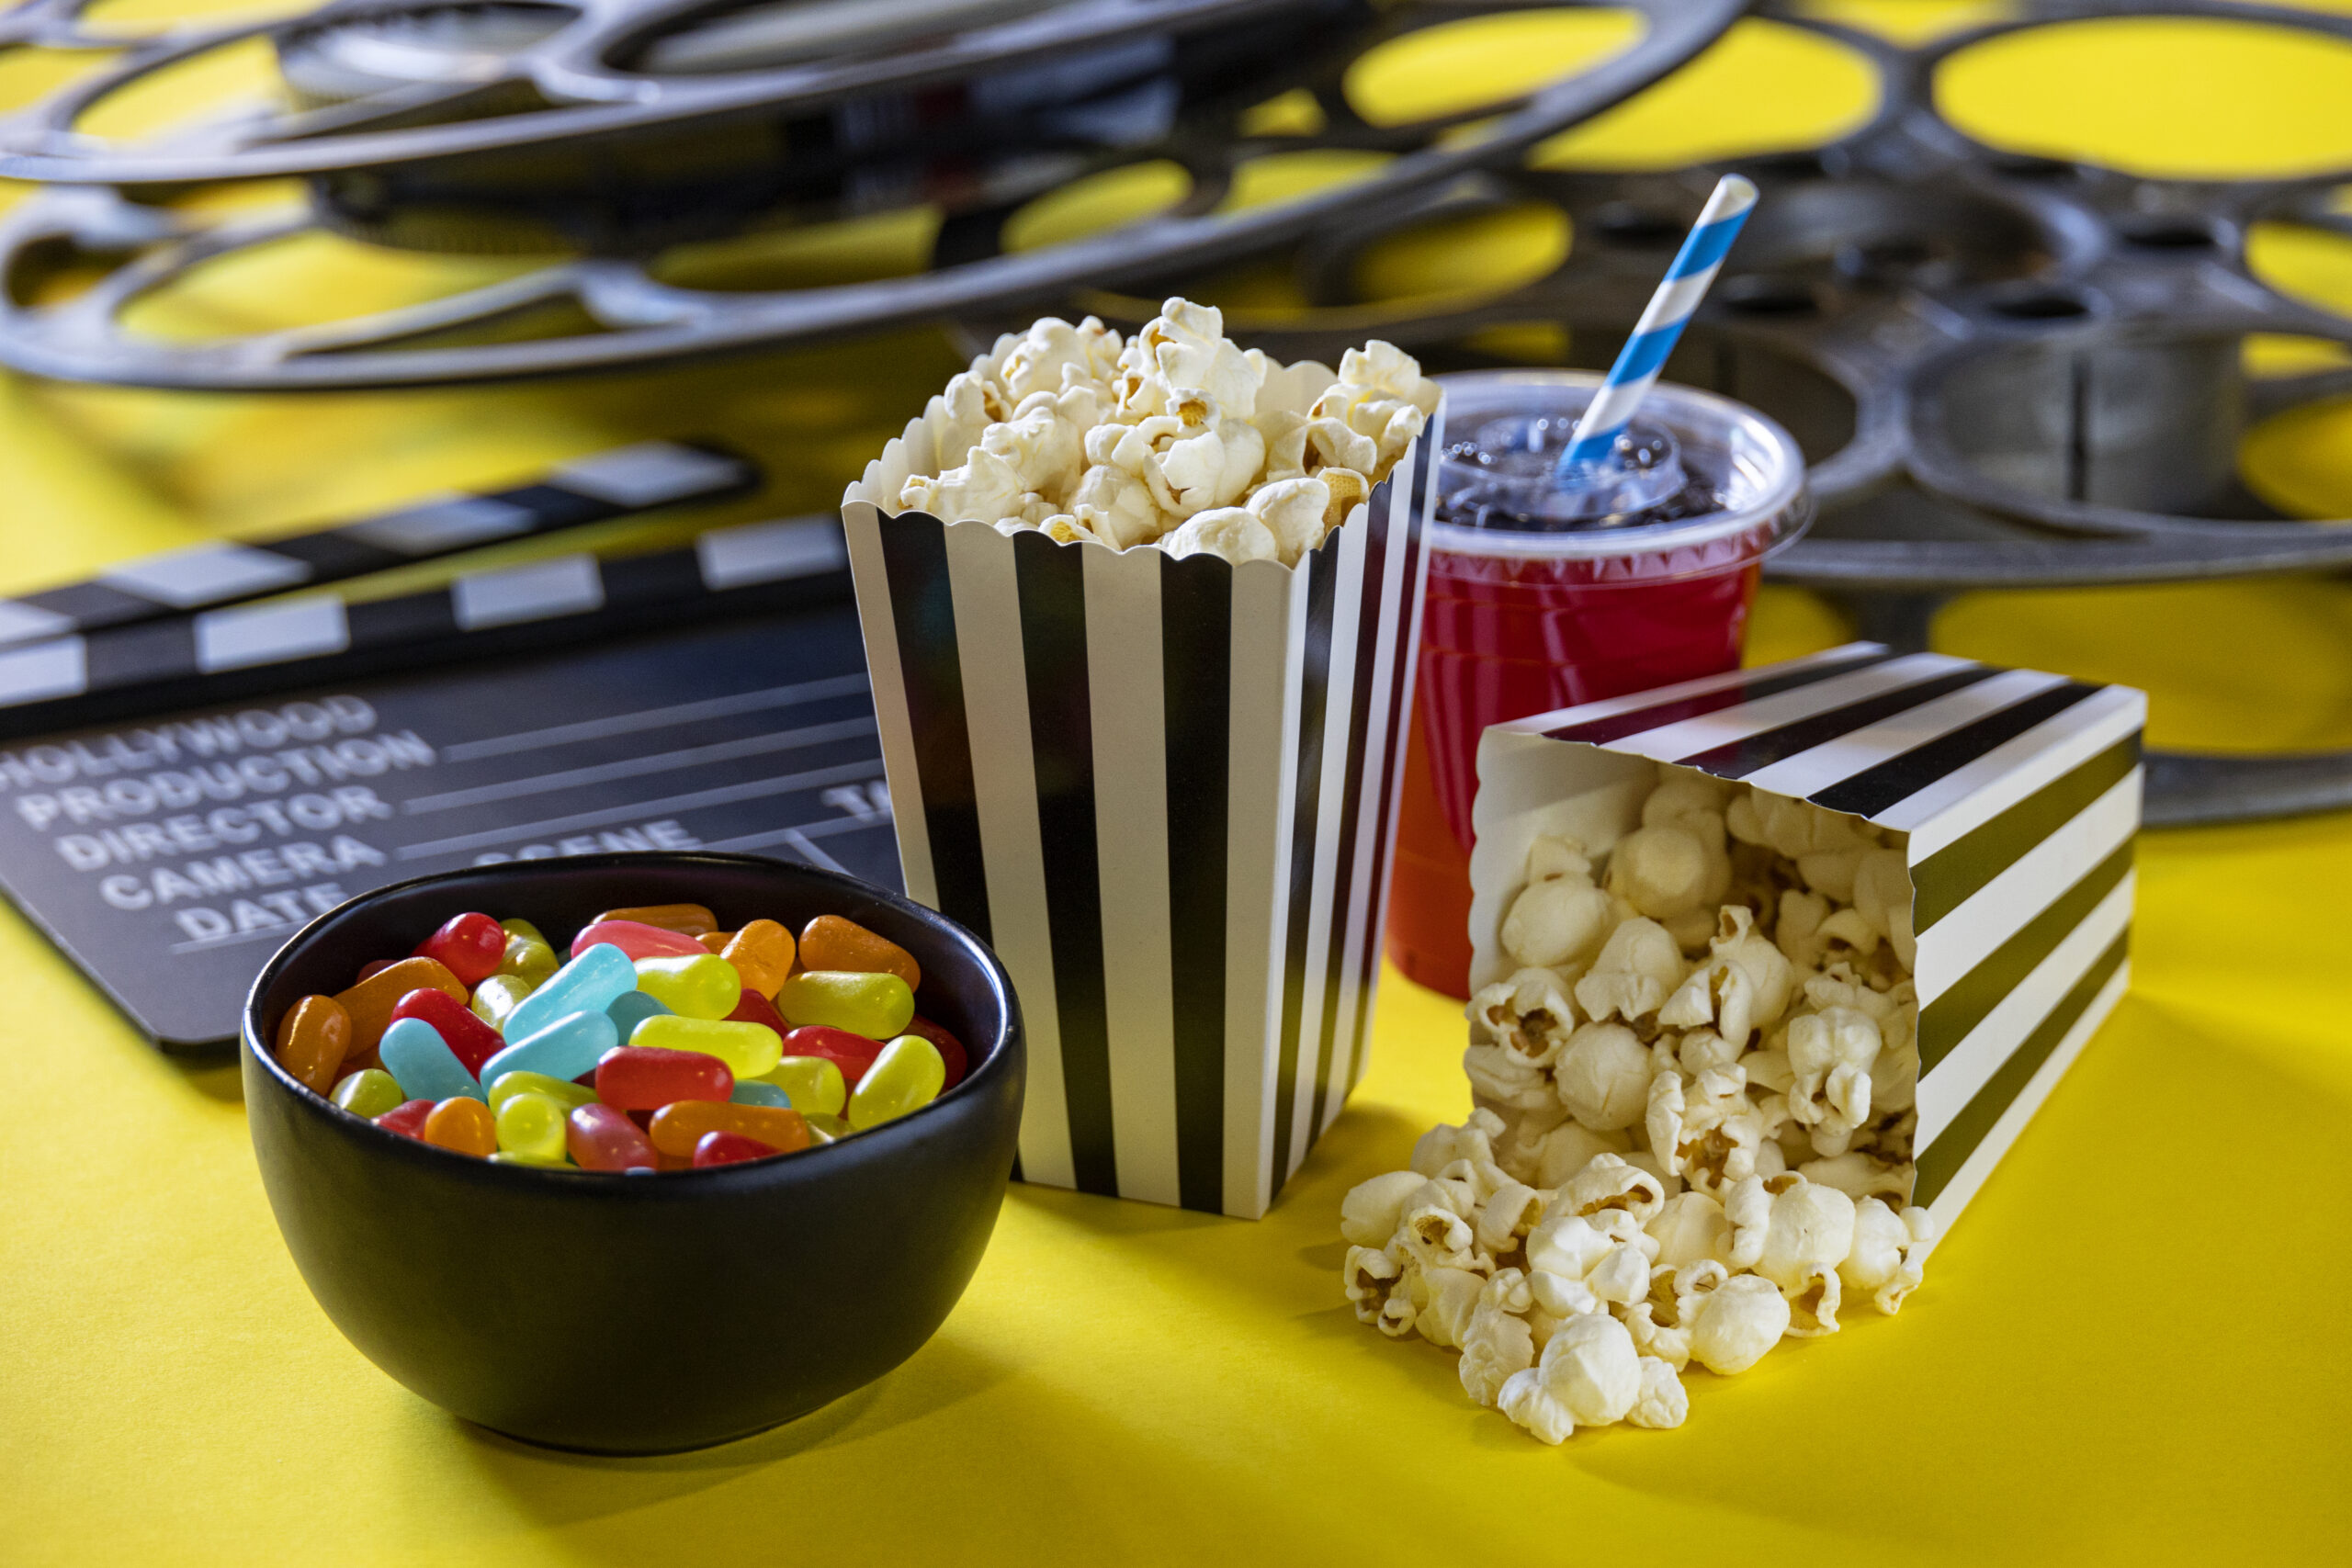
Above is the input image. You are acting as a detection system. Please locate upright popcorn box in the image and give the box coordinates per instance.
[1468,642,2144,1224]
[841,404,1440,1217]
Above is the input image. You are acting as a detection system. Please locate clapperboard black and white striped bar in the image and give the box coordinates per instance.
[0,442,755,649]
[842,419,1437,1219]
[0,514,851,739]
[1467,642,2145,1225]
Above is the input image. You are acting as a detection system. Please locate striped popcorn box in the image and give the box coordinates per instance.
[1468,642,2144,1225]
[840,412,1441,1218]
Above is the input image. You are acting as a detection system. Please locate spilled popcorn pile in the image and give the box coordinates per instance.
[882,298,1440,564]
[1342,770,1939,1443]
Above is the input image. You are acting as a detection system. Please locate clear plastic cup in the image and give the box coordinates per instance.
[1386,370,1813,998]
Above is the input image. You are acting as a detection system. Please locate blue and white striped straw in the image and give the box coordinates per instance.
[1556,173,1759,479]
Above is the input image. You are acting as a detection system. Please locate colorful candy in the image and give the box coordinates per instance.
[494,1092,571,1163]
[479,1009,619,1087]
[566,1103,658,1171]
[847,1036,946,1131]
[424,1097,497,1156]
[779,1024,887,1088]
[755,1055,846,1117]
[332,1067,403,1119]
[798,915,920,990]
[606,988,671,1042]
[571,919,707,962]
[274,994,352,1094]
[388,987,503,1076]
[504,942,636,1042]
[632,953,741,1021]
[469,973,536,1032]
[488,1070,597,1113]
[334,957,466,1054]
[375,1099,434,1138]
[379,1015,484,1103]
[413,912,506,987]
[288,894,963,1172]
[595,1044,731,1111]
[775,970,914,1040]
[594,903,716,936]
[719,919,795,998]
[646,1100,809,1159]
[633,1015,781,1080]
[693,1130,777,1168]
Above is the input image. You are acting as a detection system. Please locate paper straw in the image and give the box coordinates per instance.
[1557,173,1758,478]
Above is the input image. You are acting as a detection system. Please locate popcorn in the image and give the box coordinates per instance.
[889,299,1436,558]
[1690,1274,1789,1375]
[1340,1170,1433,1247]
[1572,917,1686,1024]
[1338,770,1945,1447]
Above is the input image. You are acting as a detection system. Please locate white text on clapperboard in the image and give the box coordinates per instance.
[0,698,699,948]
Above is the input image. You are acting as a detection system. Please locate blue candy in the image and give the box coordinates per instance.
[606,988,672,1044]
[379,1016,483,1103]
[479,1010,619,1088]
[729,1080,795,1109]
[504,942,636,1043]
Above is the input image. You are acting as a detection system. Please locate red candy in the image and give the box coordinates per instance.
[412,911,505,987]
[595,1045,732,1111]
[781,1025,885,1088]
[388,987,504,1076]
[693,1129,778,1168]
[566,1103,658,1171]
[356,959,398,982]
[375,1100,434,1138]
[571,919,707,962]
[903,1015,968,1090]
[726,987,788,1033]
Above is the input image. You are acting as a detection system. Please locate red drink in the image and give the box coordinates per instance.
[1386,373,1810,997]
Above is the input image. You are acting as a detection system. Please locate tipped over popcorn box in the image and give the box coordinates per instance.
[841,301,1441,1216]
[1468,642,2144,1224]
[1332,642,2143,1447]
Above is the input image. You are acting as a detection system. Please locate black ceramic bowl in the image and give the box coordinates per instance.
[242,852,1023,1455]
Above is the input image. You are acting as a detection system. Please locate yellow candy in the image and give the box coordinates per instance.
[634,1015,781,1079]
[470,973,537,1031]
[776,970,914,1040]
[500,935,560,987]
[846,1035,944,1130]
[633,953,741,1021]
[500,918,547,944]
[487,1070,596,1113]
[494,1092,571,1162]
[806,1112,850,1145]
[756,1055,846,1117]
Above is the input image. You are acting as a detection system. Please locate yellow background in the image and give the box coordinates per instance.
[4,5,2350,1562]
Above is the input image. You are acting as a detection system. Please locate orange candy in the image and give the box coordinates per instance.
[697,931,733,954]
[721,919,796,998]
[797,915,920,991]
[333,957,466,1054]
[422,1097,497,1157]
[594,903,717,937]
[273,995,352,1094]
[646,1100,810,1159]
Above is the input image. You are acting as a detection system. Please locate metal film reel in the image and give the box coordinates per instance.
[0,0,1744,385]
[1005,0,2352,824]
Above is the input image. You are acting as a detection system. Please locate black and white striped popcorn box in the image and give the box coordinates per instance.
[841,411,1441,1219]
[1468,642,2143,1225]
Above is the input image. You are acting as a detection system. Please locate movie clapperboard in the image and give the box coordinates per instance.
[0,444,900,1049]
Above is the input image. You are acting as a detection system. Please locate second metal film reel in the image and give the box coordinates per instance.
[1007,0,2352,826]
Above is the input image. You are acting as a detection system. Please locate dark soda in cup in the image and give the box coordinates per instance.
[1386,371,1812,997]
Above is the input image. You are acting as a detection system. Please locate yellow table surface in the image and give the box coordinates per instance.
[5,5,2352,1562]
